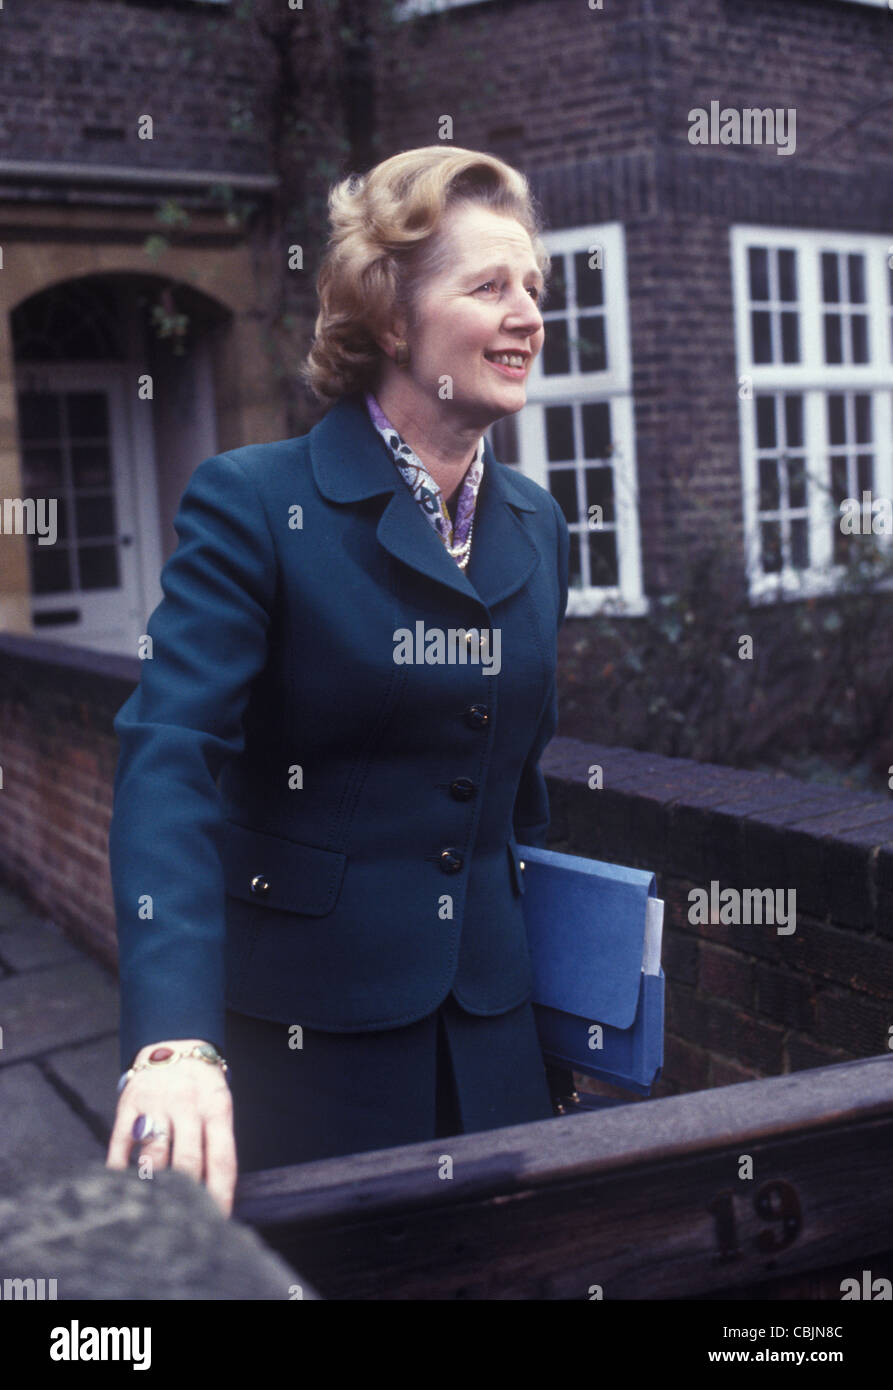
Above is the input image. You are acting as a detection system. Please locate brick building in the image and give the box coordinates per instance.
[0,0,889,654]
[0,0,281,654]
[386,0,893,619]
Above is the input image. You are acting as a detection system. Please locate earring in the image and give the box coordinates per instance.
[394,339,410,366]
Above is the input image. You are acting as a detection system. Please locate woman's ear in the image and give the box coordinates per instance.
[376,312,409,362]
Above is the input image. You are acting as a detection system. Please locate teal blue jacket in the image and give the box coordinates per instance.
[109,394,569,1069]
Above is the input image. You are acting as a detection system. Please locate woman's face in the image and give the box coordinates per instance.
[398,203,545,432]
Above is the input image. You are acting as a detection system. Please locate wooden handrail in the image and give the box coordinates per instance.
[234,1054,893,1299]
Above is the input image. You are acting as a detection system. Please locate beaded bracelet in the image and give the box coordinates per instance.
[116,1042,229,1095]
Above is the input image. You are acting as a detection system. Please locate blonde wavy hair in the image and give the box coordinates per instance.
[301,145,550,403]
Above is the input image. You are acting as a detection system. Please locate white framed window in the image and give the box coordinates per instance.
[731,225,893,601]
[490,223,646,617]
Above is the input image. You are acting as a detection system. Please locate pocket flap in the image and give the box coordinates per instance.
[221,820,346,918]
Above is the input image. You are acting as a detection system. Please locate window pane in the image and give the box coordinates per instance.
[75,494,116,540]
[545,255,567,312]
[577,315,606,373]
[756,396,776,449]
[827,395,846,445]
[830,455,848,503]
[823,314,842,364]
[78,544,119,590]
[66,391,109,438]
[856,454,874,492]
[751,310,772,363]
[821,252,840,304]
[778,249,797,302]
[545,405,574,461]
[854,394,872,443]
[542,320,570,375]
[851,315,869,364]
[574,250,604,307]
[71,444,112,487]
[788,457,806,509]
[18,392,61,441]
[585,466,615,524]
[29,545,72,595]
[761,521,782,573]
[847,254,866,304]
[780,311,800,362]
[582,401,611,459]
[749,247,769,301]
[759,457,779,511]
[587,529,618,586]
[549,466,577,523]
[784,394,804,448]
[22,446,64,489]
[790,518,809,568]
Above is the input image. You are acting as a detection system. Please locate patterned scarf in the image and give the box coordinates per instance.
[364,392,484,561]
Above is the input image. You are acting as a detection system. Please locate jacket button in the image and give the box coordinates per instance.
[450,777,476,801]
[439,848,463,873]
[465,703,489,729]
[250,874,270,896]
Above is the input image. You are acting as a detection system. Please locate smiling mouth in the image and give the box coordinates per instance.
[484,351,529,369]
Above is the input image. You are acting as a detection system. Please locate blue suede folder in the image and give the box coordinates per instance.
[518,843,665,1095]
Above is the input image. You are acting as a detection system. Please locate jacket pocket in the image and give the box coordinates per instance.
[221,820,347,918]
[507,837,526,896]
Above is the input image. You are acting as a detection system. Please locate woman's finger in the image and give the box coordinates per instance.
[130,1117,173,1174]
[106,1100,141,1170]
[105,1129,132,1170]
[204,1100,238,1218]
[169,1108,204,1184]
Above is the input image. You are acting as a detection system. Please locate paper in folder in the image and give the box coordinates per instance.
[518,842,665,1095]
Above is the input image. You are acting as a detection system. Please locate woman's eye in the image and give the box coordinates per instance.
[476,280,541,301]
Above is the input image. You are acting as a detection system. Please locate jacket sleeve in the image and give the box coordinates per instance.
[512,495,569,850]
[107,451,277,1071]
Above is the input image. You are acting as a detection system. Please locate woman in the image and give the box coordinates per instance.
[106,145,570,1218]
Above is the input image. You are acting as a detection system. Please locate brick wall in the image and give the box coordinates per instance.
[0,638,130,971]
[1,639,891,1099]
[12,0,885,189]
[376,0,891,176]
[0,0,268,176]
[375,0,659,171]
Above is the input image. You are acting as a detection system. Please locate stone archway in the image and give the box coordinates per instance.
[0,221,285,644]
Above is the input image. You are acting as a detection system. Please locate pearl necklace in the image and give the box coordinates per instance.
[447,511,475,568]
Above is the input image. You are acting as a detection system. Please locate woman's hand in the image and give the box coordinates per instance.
[105,1038,237,1218]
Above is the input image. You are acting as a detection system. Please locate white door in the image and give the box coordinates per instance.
[16,362,162,655]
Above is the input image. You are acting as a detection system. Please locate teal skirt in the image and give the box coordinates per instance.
[225,991,554,1172]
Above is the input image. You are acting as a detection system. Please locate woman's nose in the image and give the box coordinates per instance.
[504,288,543,333]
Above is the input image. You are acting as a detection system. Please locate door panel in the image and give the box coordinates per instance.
[16,364,152,654]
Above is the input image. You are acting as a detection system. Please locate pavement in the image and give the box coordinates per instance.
[0,878,120,1193]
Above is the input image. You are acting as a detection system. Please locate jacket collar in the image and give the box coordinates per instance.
[309,394,540,610]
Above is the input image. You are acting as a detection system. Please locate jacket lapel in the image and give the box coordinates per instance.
[309,394,541,611]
